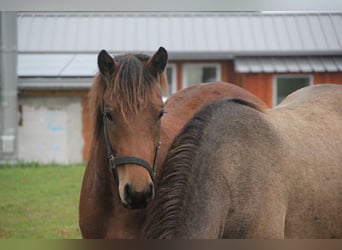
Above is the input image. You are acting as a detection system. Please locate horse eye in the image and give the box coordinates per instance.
[158,110,165,120]
[105,112,113,121]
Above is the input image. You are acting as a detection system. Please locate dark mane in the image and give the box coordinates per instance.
[88,53,168,145]
[142,98,262,239]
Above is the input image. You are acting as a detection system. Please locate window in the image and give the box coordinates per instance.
[273,75,312,106]
[166,64,177,95]
[182,64,221,87]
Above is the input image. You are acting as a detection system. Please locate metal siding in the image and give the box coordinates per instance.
[62,17,75,51]
[273,57,288,72]
[249,57,262,72]
[262,15,278,51]
[60,54,97,76]
[182,17,193,51]
[228,16,243,51]
[308,15,328,50]
[235,56,342,73]
[17,15,29,51]
[285,15,305,51]
[159,17,171,50]
[30,17,44,51]
[54,16,68,51]
[249,16,266,51]
[194,17,206,51]
[272,16,291,51]
[284,57,299,72]
[239,16,253,51]
[17,12,342,77]
[171,17,183,51]
[296,15,316,51]
[98,16,109,50]
[330,14,342,48]
[18,54,73,76]
[260,57,274,73]
[235,57,249,72]
[40,16,54,51]
[206,17,218,51]
[309,57,325,72]
[322,57,338,71]
[222,16,232,51]
[216,17,227,51]
[17,12,342,54]
[320,14,341,50]
[299,57,320,72]
[116,17,127,50]
[335,57,342,71]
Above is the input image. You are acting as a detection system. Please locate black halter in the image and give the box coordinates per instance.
[102,111,160,184]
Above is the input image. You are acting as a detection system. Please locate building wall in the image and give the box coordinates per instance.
[17,96,84,164]
[313,72,342,84]
[20,67,341,163]
[235,73,273,108]
[171,60,275,107]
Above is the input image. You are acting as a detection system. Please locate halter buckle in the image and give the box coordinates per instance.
[108,154,116,171]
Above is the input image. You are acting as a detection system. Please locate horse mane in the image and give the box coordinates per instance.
[142,98,263,239]
[88,53,168,146]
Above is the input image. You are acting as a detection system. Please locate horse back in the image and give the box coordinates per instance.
[276,84,342,111]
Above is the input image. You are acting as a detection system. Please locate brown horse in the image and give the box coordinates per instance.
[143,84,342,239]
[79,47,268,238]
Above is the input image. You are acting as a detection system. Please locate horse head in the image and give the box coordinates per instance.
[96,47,168,209]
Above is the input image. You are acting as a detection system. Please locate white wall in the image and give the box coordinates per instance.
[17,96,84,164]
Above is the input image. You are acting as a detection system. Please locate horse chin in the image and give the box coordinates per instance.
[122,201,148,210]
[119,190,153,209]
[118,191,150,210]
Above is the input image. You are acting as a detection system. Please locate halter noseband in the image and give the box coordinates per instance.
[102,111,160,184]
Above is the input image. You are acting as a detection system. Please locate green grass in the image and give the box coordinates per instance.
[0,163,85,239]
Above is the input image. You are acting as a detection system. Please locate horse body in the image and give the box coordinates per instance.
[143,84,342,239]
[157,81,267,182]
[268,84,342,238]
[79,48,268,238]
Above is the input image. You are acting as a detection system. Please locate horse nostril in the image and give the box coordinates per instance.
[123,182,154,209]
[124,184,133,205]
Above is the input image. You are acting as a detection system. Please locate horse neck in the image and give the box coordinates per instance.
[144,99,277,238]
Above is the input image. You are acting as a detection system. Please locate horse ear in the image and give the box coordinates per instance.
[148,47,168,74]
[98,50,116,78]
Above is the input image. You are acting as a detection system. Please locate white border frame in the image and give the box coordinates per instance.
[182,63,221,88]
[272,74,313,107]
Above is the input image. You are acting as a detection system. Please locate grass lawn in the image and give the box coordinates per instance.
[0,163,85,239]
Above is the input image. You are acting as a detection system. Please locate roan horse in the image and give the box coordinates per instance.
[79,47,268,238]
[143,84,342,239]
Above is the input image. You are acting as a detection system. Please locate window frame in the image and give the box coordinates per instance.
[166,63,177,95]
[272,74,313,107]
[182,63,221,88]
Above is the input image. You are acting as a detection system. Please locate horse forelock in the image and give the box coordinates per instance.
[89,53,167,142]
[106,54,164,117]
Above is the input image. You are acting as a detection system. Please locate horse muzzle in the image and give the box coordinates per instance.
[122,181,155,209]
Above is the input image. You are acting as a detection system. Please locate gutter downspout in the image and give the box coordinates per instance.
[0,12,18,163]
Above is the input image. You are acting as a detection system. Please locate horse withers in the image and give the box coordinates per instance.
[143,84,342,239]
[79,47,268,238]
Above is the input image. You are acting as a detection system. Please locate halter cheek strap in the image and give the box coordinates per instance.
[102,112,160,183]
